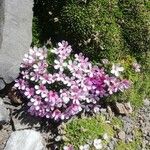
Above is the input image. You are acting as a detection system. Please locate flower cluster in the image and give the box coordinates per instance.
[14,41,130,121]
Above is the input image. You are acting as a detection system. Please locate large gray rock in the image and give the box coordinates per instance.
[0,0,33,88]
[4,130,45,150]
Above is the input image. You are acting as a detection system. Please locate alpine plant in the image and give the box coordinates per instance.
[14,41,130,121]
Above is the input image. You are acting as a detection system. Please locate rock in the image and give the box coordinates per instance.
[143,99,150,106]
[115,102,133,115]
[0,98,9,124]
[0,0,33,89]
[0,124,12,150]
[126,134,133,142]
[107,106,114,118]
[4,130,45,150]
[117,131,126,140]
[0,79,5,90]
[107,138,117,150]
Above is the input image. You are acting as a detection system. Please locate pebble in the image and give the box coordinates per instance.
[143,99,150,106]
[0,98,9,124]
[117,131,126,140]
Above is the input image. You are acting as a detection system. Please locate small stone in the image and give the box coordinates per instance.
[107,106,114,118]
[126,134,133,142]
[0,79,5,90]
[100,108,107,113]
[4,130,44,150]
[103,133,109,141]
[115,102,132,115]
[0,98,9,124]
[55,136,61,142]
[117,131,126,140]
[143,99,150,106]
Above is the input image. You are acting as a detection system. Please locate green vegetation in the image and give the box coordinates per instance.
[32,0,150,60]
[63,115,114,149]
[32,1,150,148]
[115,129,142,150]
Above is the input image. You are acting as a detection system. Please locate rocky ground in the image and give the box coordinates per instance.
[0,95,150,150]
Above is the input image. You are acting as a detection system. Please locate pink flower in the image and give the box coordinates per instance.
[51,41,72,60]
[30,71,40,82]
[45,91,58,106]
[33,61,47,74]
[68,104,82,115]
[14,79,26,90]
[39,73,53,84]
[60,90,70,104]
[23,53,35,66]
[30,95,42,110]
[52,109,61,120]
[24,88,34,98]
[15,41,131,121]
[63,145,74,150]
[54,59,67,72]
[35,47,47,60]
[119,80,131,92]
[21,70,29,79]
[35,84,48,98]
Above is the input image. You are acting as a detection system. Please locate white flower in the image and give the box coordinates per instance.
[132,62,141,72]
[63,145,74,150]
[63,146,69,150]
[103,133,109,141]
[93,139,103,150]
[111,64,124,77]
[79,144,90,150]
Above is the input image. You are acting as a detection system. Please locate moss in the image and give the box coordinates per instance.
[117,0,150,59]
[32,17,41,46]
[60,0,125,61]
[33,0,150,61]
[63,115,114,149]
[111,117,123,128]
